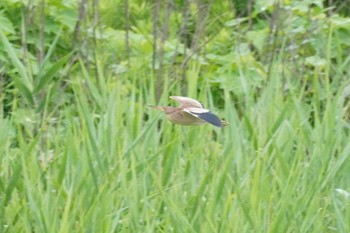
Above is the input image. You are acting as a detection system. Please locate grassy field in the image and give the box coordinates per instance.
[1,1,350,232]
[1,66,350,232]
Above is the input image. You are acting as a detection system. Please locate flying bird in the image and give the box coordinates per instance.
[150,96,228,128]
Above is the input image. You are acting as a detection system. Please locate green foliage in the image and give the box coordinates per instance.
[1,0,350,232]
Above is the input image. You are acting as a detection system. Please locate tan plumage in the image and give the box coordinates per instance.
[150,96,228,127]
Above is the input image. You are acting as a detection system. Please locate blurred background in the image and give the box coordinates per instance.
[1,0,350,232]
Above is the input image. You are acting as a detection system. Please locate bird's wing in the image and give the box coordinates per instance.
[183,107,224,127]
[170,96,204,108]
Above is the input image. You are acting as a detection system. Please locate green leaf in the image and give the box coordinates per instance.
[0,29,34,105]
[225,17,248,27]
[0,11,15,34]
[34,52,72,94]
[247,29,268,54]
[305,55,327,68]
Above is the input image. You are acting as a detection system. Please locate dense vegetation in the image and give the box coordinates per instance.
[1,0,350,232]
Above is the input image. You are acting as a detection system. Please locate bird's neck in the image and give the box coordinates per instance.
[162,107,180,114]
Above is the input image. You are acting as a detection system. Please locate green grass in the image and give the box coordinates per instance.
[1,1,350,232]
[1,67,350,232]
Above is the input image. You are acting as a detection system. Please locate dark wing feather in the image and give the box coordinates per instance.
[184,108,223,127]
[195,111,223,127]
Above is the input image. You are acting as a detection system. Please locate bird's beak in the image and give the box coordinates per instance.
[148,105,165,112]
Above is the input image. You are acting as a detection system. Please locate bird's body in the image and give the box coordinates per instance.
[150,96,228,128]
[154,106,206,126]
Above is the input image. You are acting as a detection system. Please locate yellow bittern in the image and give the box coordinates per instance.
[150,96,228,127]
